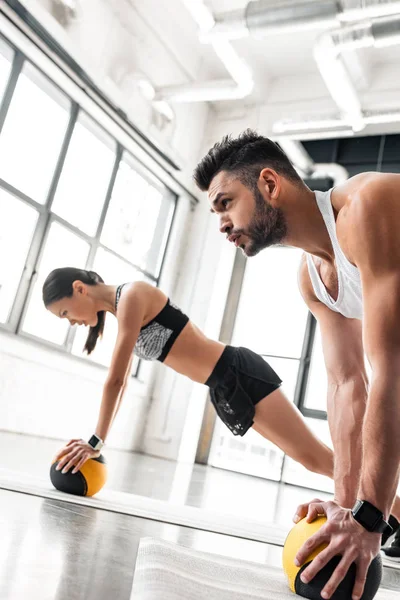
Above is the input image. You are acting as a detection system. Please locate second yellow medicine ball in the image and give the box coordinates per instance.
[282,516,382,600]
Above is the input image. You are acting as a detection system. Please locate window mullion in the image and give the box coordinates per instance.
[94,144,122,241]
[8,210,51,333]
[45,102,79,211]
[0,50,24,136]
[293,311,316,412]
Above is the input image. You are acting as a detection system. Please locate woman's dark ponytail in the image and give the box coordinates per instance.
[42,267,106,355]
[83,271,105,355]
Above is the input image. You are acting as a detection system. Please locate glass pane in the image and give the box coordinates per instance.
[0,63,70,203]
[304,325,328,411]
[72,248,152,366]
[22,222,90,344]
[231,247,308,358]
[101,156,174,276]
[52,114,116,235]
[265,356,299,403]
[0,41,13,103]
[0,190,38,323]
[282,417,334,493]
[208,419,284,481]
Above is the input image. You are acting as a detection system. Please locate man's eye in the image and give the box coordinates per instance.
[221,199,230,208]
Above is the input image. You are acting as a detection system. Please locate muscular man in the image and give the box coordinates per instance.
[194,130,400,599]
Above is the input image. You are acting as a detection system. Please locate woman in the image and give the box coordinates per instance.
[43,266,334,479]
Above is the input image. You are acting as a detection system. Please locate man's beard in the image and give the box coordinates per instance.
[242,188,287,257]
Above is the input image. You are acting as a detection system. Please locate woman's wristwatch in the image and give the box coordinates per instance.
[88,434,104,451]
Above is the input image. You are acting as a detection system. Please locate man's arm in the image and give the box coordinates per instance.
[299,258,368,508]
[359,271,400,517]
[343,176,400,518]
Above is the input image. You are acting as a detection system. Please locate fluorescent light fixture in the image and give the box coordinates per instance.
[156,79,253,102]
[273,118,347,134]
[273,129,354,141]
[365,111,400,124]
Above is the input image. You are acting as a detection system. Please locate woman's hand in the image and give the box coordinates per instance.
[55,439,100,474]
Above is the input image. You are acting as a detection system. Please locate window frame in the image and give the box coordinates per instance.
[0,35,178,377]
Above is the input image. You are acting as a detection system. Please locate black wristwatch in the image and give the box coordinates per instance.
[351,499,392,536]
[88,434,104,452]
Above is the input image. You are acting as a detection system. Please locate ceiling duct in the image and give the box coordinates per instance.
[202,0,400,41]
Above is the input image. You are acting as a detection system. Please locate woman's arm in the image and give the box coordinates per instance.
[55,283,146,473]
[94,285,145,442]
[98,353,134,438]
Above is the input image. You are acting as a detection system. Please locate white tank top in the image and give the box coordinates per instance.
[306,189,363,320]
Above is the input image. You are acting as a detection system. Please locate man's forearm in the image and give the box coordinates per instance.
[328,379,368,508]
[359,373,400,517]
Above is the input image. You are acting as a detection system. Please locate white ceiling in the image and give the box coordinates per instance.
[126,0,400,137]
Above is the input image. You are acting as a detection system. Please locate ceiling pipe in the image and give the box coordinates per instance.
[279,139,349,185]
[156,0,253,103]
[314,15,400,131]
[201,0,400,42]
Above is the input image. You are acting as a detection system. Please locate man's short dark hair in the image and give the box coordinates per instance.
[193,129,302,191]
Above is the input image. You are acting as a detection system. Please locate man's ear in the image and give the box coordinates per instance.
[259,168,281,204]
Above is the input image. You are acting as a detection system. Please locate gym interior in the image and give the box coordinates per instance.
[1,1,400,599]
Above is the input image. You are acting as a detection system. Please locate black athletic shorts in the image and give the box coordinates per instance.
[205,345,282,437]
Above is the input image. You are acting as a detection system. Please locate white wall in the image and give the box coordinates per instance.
[0,329,149,451]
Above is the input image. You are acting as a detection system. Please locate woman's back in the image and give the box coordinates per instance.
[118,282,225,383]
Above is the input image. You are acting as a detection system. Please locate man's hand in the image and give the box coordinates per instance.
[55,439,100,474]
[293,500,381,600]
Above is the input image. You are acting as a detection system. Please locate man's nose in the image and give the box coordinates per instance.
[219,217,232,235]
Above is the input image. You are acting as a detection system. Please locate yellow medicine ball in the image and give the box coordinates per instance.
[50,454,107,497]
[282,516,382,600]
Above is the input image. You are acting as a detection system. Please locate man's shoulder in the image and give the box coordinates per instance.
[338,172,400,266]
[342,172,400,217]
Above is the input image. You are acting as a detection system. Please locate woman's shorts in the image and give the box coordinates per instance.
[205,345,282,437]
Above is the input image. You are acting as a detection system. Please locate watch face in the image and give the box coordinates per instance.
[88,435,100,448]
[355,502,381,528]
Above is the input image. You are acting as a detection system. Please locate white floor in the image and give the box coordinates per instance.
[0,431,399,600]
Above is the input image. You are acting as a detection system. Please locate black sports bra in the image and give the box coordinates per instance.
[115,284,189,362]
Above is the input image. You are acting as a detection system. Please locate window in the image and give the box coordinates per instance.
[303,325,328,411]
[0,63,70,203]
[209,247,309,477]
[0,190,38,323]
[0,34,177,375]
[22,222,90,344]
[101,155,175,277]
[231,247,308,358]
[51,114,116,236]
